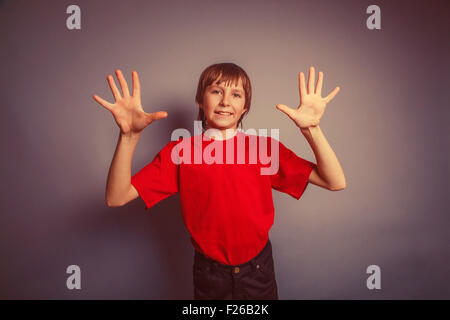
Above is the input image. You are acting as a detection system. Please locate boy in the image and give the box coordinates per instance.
[93,63,346,299]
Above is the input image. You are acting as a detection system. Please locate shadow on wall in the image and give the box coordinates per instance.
[38,192,193,299]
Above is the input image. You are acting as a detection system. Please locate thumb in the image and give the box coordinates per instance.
[276,104,296,121]
[145,111,168,124]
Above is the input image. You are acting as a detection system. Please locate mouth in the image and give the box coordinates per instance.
[214,111,234,116]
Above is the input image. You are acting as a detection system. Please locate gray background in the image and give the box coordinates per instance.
[0,0,448,299]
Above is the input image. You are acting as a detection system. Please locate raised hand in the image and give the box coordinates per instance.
[93,69,167,135]
[276,66,340,129]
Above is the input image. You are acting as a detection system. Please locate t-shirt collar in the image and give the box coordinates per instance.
[203,128,241,141]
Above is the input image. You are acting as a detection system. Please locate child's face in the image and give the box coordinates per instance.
[199,76,247,131]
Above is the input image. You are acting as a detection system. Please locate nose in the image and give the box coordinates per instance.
[221,92,231,106]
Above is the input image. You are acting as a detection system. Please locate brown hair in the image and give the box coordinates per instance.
[195,63,252,131]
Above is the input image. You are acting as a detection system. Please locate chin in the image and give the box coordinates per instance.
[208,120,236,130]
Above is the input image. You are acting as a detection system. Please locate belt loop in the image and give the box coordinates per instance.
[249,258,257,271]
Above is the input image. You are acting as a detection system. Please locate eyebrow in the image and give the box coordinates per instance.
[210,84,244,94]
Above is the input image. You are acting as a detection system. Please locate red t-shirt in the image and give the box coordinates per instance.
[131,130,316,265]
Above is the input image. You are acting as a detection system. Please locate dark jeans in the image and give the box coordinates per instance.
[193,239,279,300]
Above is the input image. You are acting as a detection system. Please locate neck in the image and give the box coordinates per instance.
[204,127,238,140]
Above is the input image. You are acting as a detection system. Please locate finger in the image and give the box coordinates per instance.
[107,74,122,101]
[147,111,168,122]
[308,66,315,94]
[132,70,141,98]
[324,86,340,104]
[115,69,131,98]
[316,71,323,96]
[299,72,306,102]
[276,104,296,121]
[93,94,113,111]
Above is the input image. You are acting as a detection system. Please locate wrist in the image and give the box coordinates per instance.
[120,130,141,142]
[300,125,318,133]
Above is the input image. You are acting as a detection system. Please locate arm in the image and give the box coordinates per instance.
[300,125,346,191]
[105,132,141,207]
[276,66,346,191]
[93,69,168,207]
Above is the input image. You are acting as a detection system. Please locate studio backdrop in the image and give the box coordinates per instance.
[0,0,448,299]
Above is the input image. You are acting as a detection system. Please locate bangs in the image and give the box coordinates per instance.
[203,68,243,89]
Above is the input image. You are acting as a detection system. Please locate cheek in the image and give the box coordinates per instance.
[202,98,215,113]
[236,103,246,116]
[237,99,246,111]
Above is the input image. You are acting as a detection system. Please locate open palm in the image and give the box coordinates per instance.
[93,69,167,135]
[276,66,340,129]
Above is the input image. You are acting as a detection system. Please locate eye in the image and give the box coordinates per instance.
[212,89,221,94]
[233,93,242,98]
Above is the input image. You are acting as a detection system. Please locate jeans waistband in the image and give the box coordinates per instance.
[194,239,272,271]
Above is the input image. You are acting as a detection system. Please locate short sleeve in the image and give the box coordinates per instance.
[270,139,316,200]
[131,141,179,210]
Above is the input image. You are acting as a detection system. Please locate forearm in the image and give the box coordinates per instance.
[301,125,346,190]
[105,131,141,206]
